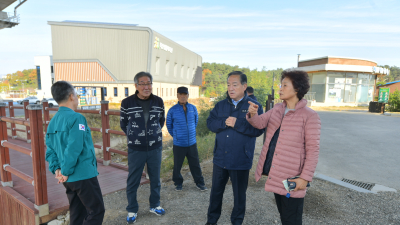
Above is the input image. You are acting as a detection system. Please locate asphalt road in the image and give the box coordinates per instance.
[316,111,400,190]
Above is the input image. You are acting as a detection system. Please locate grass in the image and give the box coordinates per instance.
[160,133,216,177]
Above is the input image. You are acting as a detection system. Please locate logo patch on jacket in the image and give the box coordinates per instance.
[79,124,85,131]
[242,109,248,113]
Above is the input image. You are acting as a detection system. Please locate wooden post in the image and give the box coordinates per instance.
[101,101,111,165]
[23,100,31,143]
[0,103,12,187]
[27,104,49,216]
[5,100,17,139]
[42,100,50,134]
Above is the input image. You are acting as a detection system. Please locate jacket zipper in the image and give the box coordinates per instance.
[184,104,189,146]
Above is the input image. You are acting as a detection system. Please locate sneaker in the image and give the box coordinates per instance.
[175,184,182,191]
[196,183,208,191]
[126,212,137,224]
[149,206,165,216]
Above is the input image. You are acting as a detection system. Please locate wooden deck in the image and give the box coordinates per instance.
[0,138,146,224]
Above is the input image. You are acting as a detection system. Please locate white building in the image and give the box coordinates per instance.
[34,56,54,100]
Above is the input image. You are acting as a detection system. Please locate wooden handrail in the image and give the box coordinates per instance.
[109,148,128,156]
[2,141,31,156]
[4,165,34,185]
[107,129,126,136]
[106,110,120,116]
[75,109,100,114]
[0,117,30,126]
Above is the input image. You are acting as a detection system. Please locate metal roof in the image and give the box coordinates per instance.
[298,56,377,64]
[62,20,138,27]
[384,80,400,85]
[0,0,17,11]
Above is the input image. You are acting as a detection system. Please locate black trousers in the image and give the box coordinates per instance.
[172,144,205,186]
[274,193,304,225]
[63,177,105,225]
[207,164,249,225]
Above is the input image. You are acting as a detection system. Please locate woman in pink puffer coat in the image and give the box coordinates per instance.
[246,70,321,225]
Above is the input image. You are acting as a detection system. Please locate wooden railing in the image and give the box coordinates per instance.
[42,100,130,170]
[0,103,49,216]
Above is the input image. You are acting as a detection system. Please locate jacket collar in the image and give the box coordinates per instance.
[133,92,154,101]
[226,91,248,105]
[58,106,75,112]
[280,98,308,111]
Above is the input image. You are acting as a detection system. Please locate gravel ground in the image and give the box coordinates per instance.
[102,137,400,225]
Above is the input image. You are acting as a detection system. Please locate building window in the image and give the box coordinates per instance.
[51,66,54,73]
[156,57,160,74]
[125,87,129,97]
[181,66,184,78]
[166,88,168,96]
[114,87,118,97]
[174,63,177,77]
[344,73,357,103]
[187,67,190,79]
[310,72,326,103]
[170,88,172,96]
[36,66,42,90]
[104,87,107,96]
[166,60,170,76]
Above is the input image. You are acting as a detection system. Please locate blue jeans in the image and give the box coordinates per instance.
[126,146,162,213]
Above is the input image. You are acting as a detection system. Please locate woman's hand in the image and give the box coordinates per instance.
[248,101,258,118]
[288,178,308,191]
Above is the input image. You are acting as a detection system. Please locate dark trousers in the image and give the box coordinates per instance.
[172,144,205,186]
[207,164,249,225]
[126,146,162,213]
[274,193,304,225]
[63,176,105,225]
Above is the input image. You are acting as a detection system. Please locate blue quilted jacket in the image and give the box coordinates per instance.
[166,102,198,147]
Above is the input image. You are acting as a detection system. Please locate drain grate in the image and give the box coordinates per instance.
[341,178,375,191]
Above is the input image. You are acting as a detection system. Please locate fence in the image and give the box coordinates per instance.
[0,100,145,224]
[0,102,49,223]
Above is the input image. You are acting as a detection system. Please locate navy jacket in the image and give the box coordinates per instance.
[166,102,198,147]
[248,94,258,102]
[120,93,165,151]
[207,92,264,170]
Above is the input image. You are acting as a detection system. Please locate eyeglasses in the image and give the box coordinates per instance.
[137,83,153,87]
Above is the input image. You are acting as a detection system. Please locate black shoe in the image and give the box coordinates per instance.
[175,184,182,191]
[205,223,217,225]
[196,183,208,191]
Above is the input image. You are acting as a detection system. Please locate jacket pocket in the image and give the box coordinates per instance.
[299,153,306,173]
[244,141,254,159]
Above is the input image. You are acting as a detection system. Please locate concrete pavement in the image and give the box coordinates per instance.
[316,110,400,190]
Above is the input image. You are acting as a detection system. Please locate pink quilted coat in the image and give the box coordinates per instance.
[246,99,321,198]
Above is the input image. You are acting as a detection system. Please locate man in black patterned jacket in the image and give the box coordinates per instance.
[120,71,165,224]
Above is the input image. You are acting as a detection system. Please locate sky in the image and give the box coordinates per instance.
[1,0,400,77]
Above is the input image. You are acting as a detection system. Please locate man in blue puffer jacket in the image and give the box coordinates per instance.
[166,86,207,192]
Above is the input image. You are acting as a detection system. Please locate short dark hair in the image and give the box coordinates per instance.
[246,86,254,93]
[51,81,75,104]
[227,71,247,85]
[134,71,153,84]
[281,70,310,100]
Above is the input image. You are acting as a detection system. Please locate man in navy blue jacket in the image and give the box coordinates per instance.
[166,86,207,192]
[246,86,258,102]
[206,71,264,225]
[120,72,166,224]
